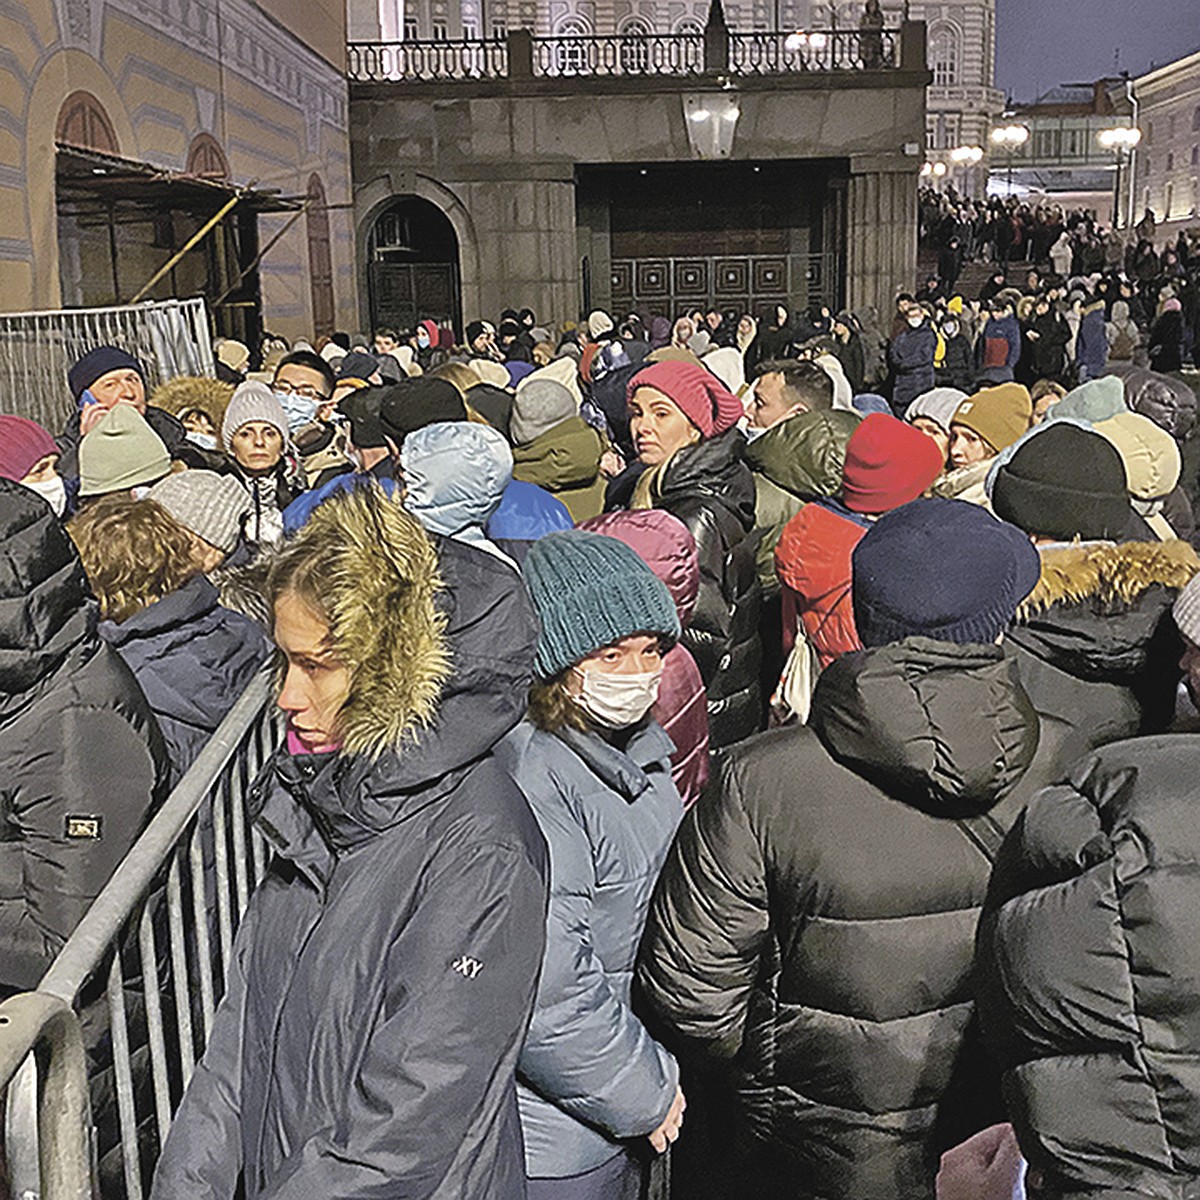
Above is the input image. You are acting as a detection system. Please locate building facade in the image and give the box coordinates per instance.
[1133,49,1200,241]
[1,0,357,340]
[351,0,999,191]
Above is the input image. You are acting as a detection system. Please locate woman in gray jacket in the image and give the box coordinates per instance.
[497,530,687,1199]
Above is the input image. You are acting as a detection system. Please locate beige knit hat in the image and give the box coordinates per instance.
[79,405,171,497]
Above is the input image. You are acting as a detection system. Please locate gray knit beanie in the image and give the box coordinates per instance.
[510,379,577,446]
[146,469,250,555]
[78,405,171,497]
[221,381,288,450]
[524,531,681,679]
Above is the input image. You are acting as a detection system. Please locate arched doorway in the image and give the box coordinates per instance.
[56,91,119,154]
[366,196,461,335]
[186,133,230,180]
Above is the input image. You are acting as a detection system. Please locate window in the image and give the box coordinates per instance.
[306,175,335,339]
[404,18,418,38]
[553,16,590,74]
[1166,183,1174,217]
[1192,145,1199,166]
[1193,105,1200,132]
[432,20,447,38]
[491,21,506,37]
[675,17,702,35]
[1147,120,1155,144]
[185,133,229,179]
[928,22,960,87]
[56,91,119,154]
[1167,151,1175,171]
[619,17,650,73]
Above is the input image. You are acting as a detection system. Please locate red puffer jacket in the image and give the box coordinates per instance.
[774,499,872,670]
[580,510,711,808]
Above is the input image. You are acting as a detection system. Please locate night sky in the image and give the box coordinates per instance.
[995,0,1200,105]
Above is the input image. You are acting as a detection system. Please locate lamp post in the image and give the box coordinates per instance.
[1098,126,1142,228]
[990,123,1029,198]
[949,144,984,197]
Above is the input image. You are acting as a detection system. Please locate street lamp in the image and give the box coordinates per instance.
[949,144,984,197]
[990,123,1029,197]
[1098,125,1142,228]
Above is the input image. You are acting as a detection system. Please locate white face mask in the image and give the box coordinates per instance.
[572,665,663,730]
[186,430,218,451]
[22,475,66,517]
[907,314,925,327]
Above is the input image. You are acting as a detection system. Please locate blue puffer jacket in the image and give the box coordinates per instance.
[495,719,683,1178]
[99,575,270,784]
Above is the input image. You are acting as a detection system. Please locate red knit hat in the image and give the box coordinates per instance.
[0,415,58,482]
[627,361,744,438]
[842,413,945,514]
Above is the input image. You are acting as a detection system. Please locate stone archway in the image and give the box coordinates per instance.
[355,173,482,338]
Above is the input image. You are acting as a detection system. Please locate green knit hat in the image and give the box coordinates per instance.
[79,405,171,497]
[524,530,681,679]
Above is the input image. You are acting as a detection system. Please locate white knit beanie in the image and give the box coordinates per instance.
[146,469,250,555]
[221,381,288,450]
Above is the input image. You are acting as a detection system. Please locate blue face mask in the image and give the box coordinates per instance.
[276,391,318,432]
[186,430,219,451]
[417,332,431,349]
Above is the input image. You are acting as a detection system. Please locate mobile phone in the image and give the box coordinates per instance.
[80,388,99,408]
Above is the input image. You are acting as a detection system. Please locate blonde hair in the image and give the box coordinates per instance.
[68,495,201,623]
[430,361,483,397]
[528,673,587,733]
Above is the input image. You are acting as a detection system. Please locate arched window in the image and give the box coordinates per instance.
[186,133,230,180]
[928,22,960,88]
[674,16,702,34]
[619,16,650,73]
[56,91,119,154]
[553,16,591,74]
[306,175,335,339]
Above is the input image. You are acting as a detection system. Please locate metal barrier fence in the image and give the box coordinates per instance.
[0,299,216,433]
[1,669,280,1200]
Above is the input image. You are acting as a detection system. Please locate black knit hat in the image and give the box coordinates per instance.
[378,378,467,443]
[991,423,1131,542]
[852,497,1041,647]
[337,386,388,449]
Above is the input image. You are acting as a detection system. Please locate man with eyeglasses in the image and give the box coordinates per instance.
[271,350,337,430]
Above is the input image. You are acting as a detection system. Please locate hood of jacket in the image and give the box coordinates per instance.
[579,508,700,626]
[262,504,538,855]
[511,415,603,490]
[745,408,860,500]
[99,573,224,648]
[1008,539,1198,678]
[810,637,1039,818]
[0,479,93,710]
[1110,363,1198,444]
[652,427,757,533]
[400,420,513,538]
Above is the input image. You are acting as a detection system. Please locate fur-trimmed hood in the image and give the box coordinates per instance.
[1019,539,1199,619]
[265,486,539,846]
[1009,539,1198,682]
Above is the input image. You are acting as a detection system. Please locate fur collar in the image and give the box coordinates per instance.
[1019,539,1199,618]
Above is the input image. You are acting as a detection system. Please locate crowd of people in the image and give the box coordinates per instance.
[2,260,1200,1200]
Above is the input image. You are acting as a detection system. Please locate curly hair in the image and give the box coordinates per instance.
[68,494,201,623]
[527,672,588,734]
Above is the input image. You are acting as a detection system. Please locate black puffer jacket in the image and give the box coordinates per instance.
[0,480,170,992]
[152,509,548,1200]
[637,638,1048,1200]
[1005,539,1197,779]
[645,428,762,748]
[975,735,1200,1199]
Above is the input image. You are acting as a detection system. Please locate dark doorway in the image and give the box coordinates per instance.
[366,197,461,335]
[576,160,848,320]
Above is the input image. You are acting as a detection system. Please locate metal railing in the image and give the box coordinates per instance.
[1,669,281,1200]
[347,36,508,80]
[532,33,704,77]
[0,299,215,434]
[729,28,896,73]
[348,25,901,82]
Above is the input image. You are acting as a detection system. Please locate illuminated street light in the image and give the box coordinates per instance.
[1098,125,1142,227]
[689,108,711,122]
[949,145,984,165]
[990,123,1029,195]
[784,29,827,52]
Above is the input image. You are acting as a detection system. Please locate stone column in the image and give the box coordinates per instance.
[846,156,919,321]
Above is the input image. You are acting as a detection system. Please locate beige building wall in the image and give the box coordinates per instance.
[1134,50,1200,240]
[0,0,356,338]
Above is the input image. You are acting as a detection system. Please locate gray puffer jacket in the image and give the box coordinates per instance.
[496,719,683,1179]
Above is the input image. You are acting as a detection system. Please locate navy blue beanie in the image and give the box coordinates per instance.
[68,346,144,403]
[524,530,681,679]
[852,497,1041,647]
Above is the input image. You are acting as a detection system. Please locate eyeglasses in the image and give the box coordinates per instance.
[273,380,330,401]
